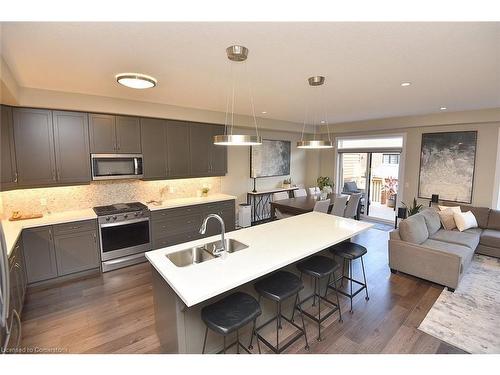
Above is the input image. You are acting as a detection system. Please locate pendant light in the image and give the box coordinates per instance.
[213,45,263,146]
[297,75,333,149]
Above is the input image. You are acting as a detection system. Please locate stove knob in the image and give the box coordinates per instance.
[137,211,143,216]
[134,212,139,217]
[113,216,117,221]
[106,217,111,222]
[124,214,128,219]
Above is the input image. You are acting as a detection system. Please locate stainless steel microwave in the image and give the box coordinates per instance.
[91,154,144,180]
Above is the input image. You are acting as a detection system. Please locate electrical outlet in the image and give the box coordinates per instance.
[40,198,47,206]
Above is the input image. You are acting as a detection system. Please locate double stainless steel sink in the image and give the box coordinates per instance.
[166,239,249,267]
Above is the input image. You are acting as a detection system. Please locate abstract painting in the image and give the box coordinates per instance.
[250,139,291,178]
[418,131,477,203]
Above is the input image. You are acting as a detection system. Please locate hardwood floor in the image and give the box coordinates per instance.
[20,227,466,354]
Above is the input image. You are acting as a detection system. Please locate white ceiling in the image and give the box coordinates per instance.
[1,22,499,124]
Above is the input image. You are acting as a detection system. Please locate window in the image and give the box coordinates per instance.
[382,154,400,164]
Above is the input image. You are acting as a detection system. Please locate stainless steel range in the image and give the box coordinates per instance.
[93,202,151,272]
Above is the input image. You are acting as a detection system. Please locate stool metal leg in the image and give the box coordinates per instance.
[312,278,317,306]
[361,256,369,300]
[349,260,353,313]
[296,292,309,350]
[317,277,322,341]
[202,326,208,354]
[332,269,343,323]
[276,302,280,352]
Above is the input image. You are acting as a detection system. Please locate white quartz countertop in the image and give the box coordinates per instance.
[145,194,236,211]
[1,209,97,257]
[145,212,373,307]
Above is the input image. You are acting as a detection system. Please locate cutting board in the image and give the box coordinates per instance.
[8,213,44,221]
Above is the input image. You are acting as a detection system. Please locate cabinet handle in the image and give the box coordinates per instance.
[71,225,83,230]
[14,171,18,183]
[93,233,97,243]
[48,228,53,241]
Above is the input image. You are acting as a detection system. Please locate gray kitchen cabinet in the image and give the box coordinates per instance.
[13,108,57,186]
[22,226,58,283]
[53,227,100,276]
[140,118,168,179]
[210,124,227,176]
[89,113,116,153]
[9,238,26,315]
[1,105,18,190]
[116,116,141,153]
[166,120,191,178]
[189,123,212,176]
[53,111,91,184]
[151,200,235,249]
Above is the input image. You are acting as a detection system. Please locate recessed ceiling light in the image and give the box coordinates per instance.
[401,82,411,87]
[116,73,157,89]
[320,120,326,124]
[261,111,267,114]
[440,107,447,111]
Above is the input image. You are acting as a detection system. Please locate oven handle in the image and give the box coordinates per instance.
[134,158,139,175]
[100,217,150,228]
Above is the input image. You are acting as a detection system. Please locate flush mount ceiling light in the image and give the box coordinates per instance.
[400,82,411,87]
[297,76,333,150]
[440,106,447,110]
[213,45,262,146]
[116,73,157,89]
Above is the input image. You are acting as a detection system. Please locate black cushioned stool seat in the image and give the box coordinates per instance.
[293,256,343,341]
[328,241,369,313]
[201,292,261,354]
[251,271,309,353]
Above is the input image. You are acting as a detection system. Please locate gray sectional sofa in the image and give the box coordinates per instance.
[388,206,500,291]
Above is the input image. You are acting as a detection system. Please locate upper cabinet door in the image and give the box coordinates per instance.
[210,125,227,176]
[13,108,57,186]
[116,116,141,153]
[140,118,167,180]
[53,111,91,184]
[189,123,212,176]
[166,121,191,178]
[1,105,18,190]
[89,114,116,153]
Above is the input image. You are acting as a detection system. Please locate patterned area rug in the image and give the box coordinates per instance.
[418,255,500,354]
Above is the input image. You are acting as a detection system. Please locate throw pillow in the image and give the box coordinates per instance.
[438,209,457,230]
[438,205,461,214]
[453,211,478,232]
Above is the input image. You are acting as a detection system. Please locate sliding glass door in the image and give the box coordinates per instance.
[338,136,403,222]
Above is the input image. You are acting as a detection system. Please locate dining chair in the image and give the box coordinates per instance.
[344,193,362,219]
[308,187,320,196]
[331,195,349,217]
[294,188,307,197]
[273,192,292,219]
[313,199,330,213]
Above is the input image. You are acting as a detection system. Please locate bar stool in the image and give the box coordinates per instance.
[250,271,309,353]
[201,292,261,354]
[292,256,343,341]
[328,241,369,313]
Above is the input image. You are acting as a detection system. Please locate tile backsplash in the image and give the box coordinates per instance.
[0,177,221,217]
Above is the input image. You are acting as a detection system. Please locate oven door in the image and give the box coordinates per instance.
[99,218,151,261]
[91,154,144,180]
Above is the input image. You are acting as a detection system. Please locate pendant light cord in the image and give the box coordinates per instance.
[246,63,259,138]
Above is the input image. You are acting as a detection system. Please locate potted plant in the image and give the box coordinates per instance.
[317,176,334,191]
[282,177,292,189]
[383,177,398,208]
[402,198,423,216]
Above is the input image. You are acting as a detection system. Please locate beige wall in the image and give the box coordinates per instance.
[318,109,500,209]
[221,127,310,206]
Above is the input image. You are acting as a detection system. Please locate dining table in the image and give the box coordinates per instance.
[270,193,347,219]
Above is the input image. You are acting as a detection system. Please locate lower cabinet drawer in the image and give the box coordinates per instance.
[53,219,97,235]
[152,214,201,237]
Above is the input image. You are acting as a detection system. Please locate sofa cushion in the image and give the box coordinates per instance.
[480,229,500,249]
[421,239,474,274]
[399,214,429,244]
[429,229,480,250]
[487,209,500,231]
[420,208,441,235]
[459,205,490,229]
[438,209,457,230]
[439,205,461,213]
[461,227,483,235]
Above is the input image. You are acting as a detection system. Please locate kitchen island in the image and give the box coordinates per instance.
[145,212,373,353]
